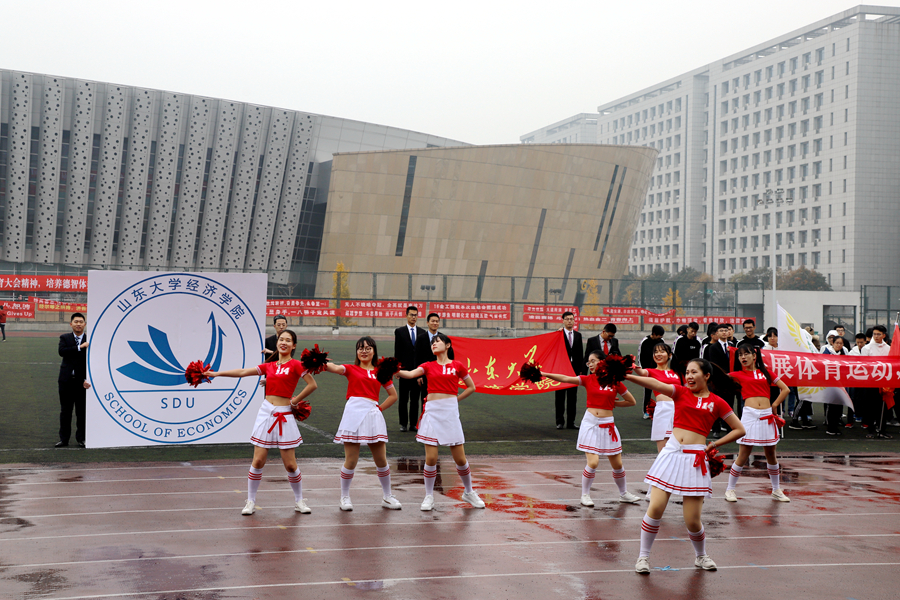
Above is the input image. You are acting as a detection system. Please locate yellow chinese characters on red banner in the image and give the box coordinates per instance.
[450,331,577,395]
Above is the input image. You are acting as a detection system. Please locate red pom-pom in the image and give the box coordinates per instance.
[519,362,543,383]
[707,447,726,478]
[646,399,657,419]
[376,356,401,384]
[595,354,635,387]
[299,344,329,374]
[291,400,311,421]
[185,360,211,388]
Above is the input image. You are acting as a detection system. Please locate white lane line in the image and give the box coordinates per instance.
[296,421,335,440]
[4,511,899,543]
[8,533,900,570]
[36,562,900,600]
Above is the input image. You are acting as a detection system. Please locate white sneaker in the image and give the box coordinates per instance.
[635,556,650,574]
[241,499,256,515]
[381,495,402,510]
[619,491,642,504]
[724,489,738,502]
[295,498,311,513]
[580,494,595,507]
[461,491,486,508]
[694,554,717,570]
[420,495,435,511]
[771,489,791,502]
[339,496,353,511]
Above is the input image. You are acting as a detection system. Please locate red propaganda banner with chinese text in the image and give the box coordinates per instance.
[449,330,577,395]
[4,301,35,318]
[579,315,640,325]
[266,307,338,317]
[430,302,510,312]
[756,350,900,388]
[675,316,748,325]
[29,297,88,312]
[266,299,330,308]
[0,275,87,292]
[341,300,427,311]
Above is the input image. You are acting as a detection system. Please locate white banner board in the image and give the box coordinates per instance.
[86,271,267,448]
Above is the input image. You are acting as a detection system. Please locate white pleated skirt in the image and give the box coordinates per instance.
[644,437,711,497]
[576,413,622,455]
[737,406,780,446]
[650,401,675,441]
[416,396,465,447]
[334,397,388,445]
[250,400,302,449]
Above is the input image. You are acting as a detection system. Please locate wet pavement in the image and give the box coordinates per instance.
[1,453,898,599]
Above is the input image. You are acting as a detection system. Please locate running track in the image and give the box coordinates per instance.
[1,453,898,599]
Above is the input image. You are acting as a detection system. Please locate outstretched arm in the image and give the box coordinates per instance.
[542,371,581,386]
[398,367,425,379]
[625,373,674,396]
[205,367,258,378]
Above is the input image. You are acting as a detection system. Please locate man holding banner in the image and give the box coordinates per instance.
[861,325,892,439]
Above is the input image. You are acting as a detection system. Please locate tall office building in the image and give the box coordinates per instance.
[525,5,900,290]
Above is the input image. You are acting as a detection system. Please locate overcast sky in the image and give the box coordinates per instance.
[4,1,897,145]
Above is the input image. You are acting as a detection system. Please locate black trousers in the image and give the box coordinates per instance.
[59,380,86,444]
[555,387,578,427]
[825,403,844,433]
[397,377,421,429]
[859,388,886,433]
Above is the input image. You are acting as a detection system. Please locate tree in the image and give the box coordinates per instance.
[730,267,773,288]
[330,262,356,327]
[778,266,832,291]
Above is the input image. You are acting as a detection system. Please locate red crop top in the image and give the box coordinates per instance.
[341,364,394,400]
[257,359,307,398]
[645,368,682,398]
[578,376,627,410]
[670,384,734,436]
[421,360,470,395]
[729,369,780,399]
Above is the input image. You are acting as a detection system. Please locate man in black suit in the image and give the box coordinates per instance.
[703,323,735,437]
[556,311,584,429]
[584,322,620,364]
[394,306,426,432]
[57,312,91,448]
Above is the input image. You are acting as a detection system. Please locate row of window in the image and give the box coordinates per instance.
[721,39,851,96]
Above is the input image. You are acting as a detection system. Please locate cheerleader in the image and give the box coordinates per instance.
[205,330,316,515]
[397,333,483,511]
[321,336,401,511]
[631,342,682,452]
[724,343,791,503]
[626,358,745,573]
[542,350,641,507]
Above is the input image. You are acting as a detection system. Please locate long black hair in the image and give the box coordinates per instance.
[652,341,683,383]
[265,329,297,362]
[354,336,380,367]
[736,342,774,385]
[688,357,732,395]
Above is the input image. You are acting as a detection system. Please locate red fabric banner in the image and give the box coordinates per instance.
[266,299,330,308]
[29,297,88,312]
[341,300,426,311]
[523,305,579,314]
[430,302,510,312]
[0,275,87,292]
[4,301,35,318]
[450,330,576,395]
[754,349,900,388]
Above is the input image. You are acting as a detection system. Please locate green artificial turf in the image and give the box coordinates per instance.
[0,336,893,465]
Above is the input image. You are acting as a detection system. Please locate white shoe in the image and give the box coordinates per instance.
[694,554,717,570]
[295,499,311,513]
[461,491,485,508]
[241,499,256,515]
[381,495,402,510]
[635,556,650,574]
[619,491,642,504]
[771,489,791,502]
[724,489,738,502]
[580,494,595,507]
[420,495,435,511]
[339,496,353,511]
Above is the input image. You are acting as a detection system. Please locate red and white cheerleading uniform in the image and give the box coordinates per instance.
[644,384,734,497]
[333,364,395,445]
[415,360,471,447]
[250,360,307,449]
[645,368,681,442]
[576,379,627,455]
[730,369,781,446]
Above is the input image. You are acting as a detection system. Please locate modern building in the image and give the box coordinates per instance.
[520,113,599,145]
[0,70,655,300]
[524,5,900,291]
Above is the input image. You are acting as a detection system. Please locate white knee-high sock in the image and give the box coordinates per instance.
[376,465,392,497]
[688,526,707,556]
[340,467,355,497]
[727,463,743,491]
[582,466,596,496]
[423,464,437,496]
[456,462,474,494]
[612,467,627,495]
[767,463,781,490]
[640,514,661,557]
[288,468,302,502]
[247,466,263,502]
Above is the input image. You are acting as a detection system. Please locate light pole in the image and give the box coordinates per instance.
[420,284,435,308]
[757,188,792,322]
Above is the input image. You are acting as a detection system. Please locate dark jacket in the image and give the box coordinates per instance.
[562,329,585,375]
[584,334,620,363]
[394,325,427,370]
[58,332,88,383]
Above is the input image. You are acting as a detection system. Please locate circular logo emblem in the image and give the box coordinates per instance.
[90,273,263,444]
